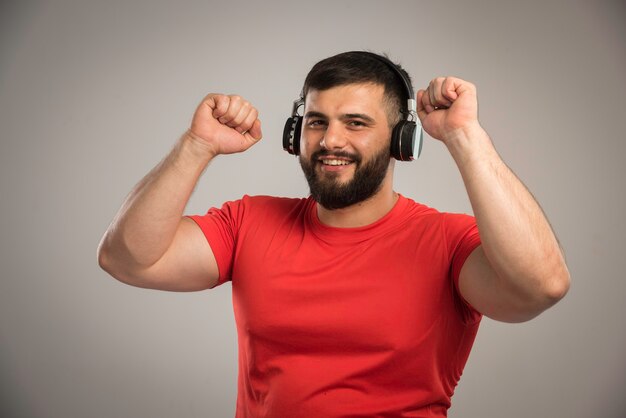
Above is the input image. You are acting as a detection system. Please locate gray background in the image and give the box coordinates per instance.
[1,0,625,417]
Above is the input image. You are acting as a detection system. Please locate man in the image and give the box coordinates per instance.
[98,51,570,417]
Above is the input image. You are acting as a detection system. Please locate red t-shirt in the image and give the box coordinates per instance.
[188,194,482,417]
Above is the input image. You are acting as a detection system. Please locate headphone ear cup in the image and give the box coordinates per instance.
[390,122,402,160]
[400,121,416,161]
[283,116,303,155]
[390,121,416,161]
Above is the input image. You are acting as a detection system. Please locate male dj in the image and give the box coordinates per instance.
[98,51,570,417]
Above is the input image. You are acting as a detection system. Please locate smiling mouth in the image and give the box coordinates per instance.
[320,158,353,166]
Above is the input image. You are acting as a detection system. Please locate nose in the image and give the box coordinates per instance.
[319,122,347,150]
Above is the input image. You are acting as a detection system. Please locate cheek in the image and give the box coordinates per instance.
[299,132,319,158]
[355,134,388,155]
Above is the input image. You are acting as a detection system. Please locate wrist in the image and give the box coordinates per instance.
[172,131,217,175]
[442,121,484,143]
[443,122,495,162]
[181,129,219,159]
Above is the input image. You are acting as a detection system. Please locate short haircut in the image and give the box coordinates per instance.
[302,51,413,127]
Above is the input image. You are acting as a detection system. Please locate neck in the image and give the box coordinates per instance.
[316,176,398,228]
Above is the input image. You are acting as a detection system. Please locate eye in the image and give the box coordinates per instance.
[307,119,326,128]
[347,120,367,128]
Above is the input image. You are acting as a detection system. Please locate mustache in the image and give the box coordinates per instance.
[311,149,361,162]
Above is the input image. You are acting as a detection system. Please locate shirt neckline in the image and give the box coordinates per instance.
[306,194,409,244]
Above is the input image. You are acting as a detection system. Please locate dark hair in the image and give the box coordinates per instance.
[302,51,413,126]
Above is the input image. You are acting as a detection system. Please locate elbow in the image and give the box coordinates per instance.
[541,245,571,299]
[97,237,115,275]
[97,241,135,286]
[526,263,570,319]
[529,247,571,307]
[543,264,571,304]
[96,236,153,289]
[507,264,571,323]
[97,234,127,279]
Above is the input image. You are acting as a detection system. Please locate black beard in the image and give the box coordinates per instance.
[299,147,391,210]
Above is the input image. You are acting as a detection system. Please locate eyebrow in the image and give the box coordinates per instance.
[304,111,376,124]
[304,111,327,120]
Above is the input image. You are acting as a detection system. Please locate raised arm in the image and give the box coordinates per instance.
[416,77,570,322]
[97,94,262,291]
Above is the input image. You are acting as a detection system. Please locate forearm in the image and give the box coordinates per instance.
[447,124,570,301]
[98,131,215,270]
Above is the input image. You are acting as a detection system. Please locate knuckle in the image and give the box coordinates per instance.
[241,120,254,131]
[233,112,246,124]
[227,96,241,110]
[217,95,229,109]
[205,92,219,102]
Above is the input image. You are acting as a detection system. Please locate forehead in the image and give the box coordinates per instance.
[304,83,387,116]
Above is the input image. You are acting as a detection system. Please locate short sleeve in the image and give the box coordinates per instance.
[443,213,482,323]
[185,198,244,287]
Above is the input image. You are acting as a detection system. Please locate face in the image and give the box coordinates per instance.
[298,83,393,210]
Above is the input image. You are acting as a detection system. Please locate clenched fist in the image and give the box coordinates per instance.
[416,77,481,145]
[188,93,263,156]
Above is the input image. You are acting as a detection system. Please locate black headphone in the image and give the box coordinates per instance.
[282,52,423,161]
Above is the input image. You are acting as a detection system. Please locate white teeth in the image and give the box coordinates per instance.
[322,159,351,166]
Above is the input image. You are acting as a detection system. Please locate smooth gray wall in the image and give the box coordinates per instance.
[1,0,625,417]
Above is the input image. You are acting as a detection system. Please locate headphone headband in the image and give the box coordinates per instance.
[353,52,412,96]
